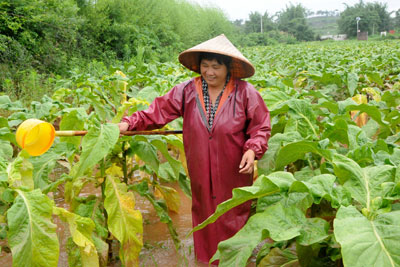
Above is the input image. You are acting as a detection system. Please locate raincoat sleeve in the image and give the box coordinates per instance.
[243,86,271,160]
[121,83,185,131]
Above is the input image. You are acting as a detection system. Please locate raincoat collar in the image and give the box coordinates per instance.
[194,76,235,132]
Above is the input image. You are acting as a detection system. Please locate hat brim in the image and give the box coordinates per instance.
[179,49,255,79]
[178,34,255,79]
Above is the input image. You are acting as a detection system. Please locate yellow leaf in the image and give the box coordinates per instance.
[105,163,124,177]
[155,184,181,213]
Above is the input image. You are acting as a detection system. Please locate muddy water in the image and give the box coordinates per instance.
[137,183,199,267]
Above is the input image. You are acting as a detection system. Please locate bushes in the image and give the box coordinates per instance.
[0,0,238,102]
[239,31,298,46]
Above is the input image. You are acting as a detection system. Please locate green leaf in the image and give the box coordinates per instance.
[382,91,400,108]
[71,124,119,179]
[261,90,291,110]
[258,132,303,175]
[258,247,299,267]
[104,168,143,266]
[75,200,108,239]
[214,197,323,266]
[316,99,339,114]
[30,142,76,190]
[130,138,159,174]
[135,136,181,179]
[334,206,400,267]
[346,104,388,127]
[322,119,349,145]
[347,124,368,150]
[60,109,86,149]
[302,174,336,204]
[263,202,305,241]
[333,154,396,210]
[366,72,383,87]
[297,217,329,246]
[347,72,359,96]
[7,189,59,267]
[212,211,272,266]
[275,141,331,170]
[7,153,34,190]
[266,171,297,192]
[53,207,99,267]
[190,175,279,234]
[0,139,13,160]
[0,95,12,109]
[287,99,318,139]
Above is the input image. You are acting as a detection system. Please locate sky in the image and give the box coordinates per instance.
[189,0,400,21]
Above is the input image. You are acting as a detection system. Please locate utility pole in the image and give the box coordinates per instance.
[260,13,263,33]
[356,17,361,38]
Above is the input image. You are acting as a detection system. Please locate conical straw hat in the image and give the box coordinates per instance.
[178,34,255,78]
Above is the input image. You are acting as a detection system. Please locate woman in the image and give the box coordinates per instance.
[118,34,271,264]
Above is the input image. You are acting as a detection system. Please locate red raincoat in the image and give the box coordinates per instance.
[122,77,271,264]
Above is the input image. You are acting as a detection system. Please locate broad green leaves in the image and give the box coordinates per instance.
[7,152,34,190]
[332,154,396,211]
[71,123,119,179]
[200,173,330,266]
[347,72,359,96]
[334,206,400,267]
[29,142,76,190]
[7,189,59,267]
[191,175,279,234]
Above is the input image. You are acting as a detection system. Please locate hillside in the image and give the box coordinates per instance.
[307,16,340,36]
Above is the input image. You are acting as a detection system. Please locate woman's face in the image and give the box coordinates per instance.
[200,59,228,89]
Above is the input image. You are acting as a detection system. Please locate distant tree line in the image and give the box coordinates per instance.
[0,0,236,75]
[237,1,400,44]
[338,1,397,37]
[233,4,315,46]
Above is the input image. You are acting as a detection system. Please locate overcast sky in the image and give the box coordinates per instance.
[189,0,400,21]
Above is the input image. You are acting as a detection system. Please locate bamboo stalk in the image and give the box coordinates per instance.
[55,130,183,137]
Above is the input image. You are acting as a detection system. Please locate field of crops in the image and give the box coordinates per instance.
[1,40,400,266]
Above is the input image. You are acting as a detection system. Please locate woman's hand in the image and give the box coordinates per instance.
[239,149,255,174]
[118,122,129,132]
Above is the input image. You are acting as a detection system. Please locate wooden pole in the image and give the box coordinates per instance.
[55,130,183,137]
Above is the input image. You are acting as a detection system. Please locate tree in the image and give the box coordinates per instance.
[276,4,315,41]
[393,9,400,29]
[244,11,276,34]
[338,1,391,37]
[0,0,81,72]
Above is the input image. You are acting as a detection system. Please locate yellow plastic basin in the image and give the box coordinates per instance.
[16,119,55,156]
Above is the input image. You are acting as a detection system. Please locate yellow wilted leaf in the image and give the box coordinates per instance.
[351,94,369,127]
[253,161,258,182]
[53,207,99,267]
[294,76,307,88]
[105,163,124,177]
[155,184,181,213]
[352,94,368,104]
[361,87,381,102]
[104,173,143,267]
[178,150,189,177]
